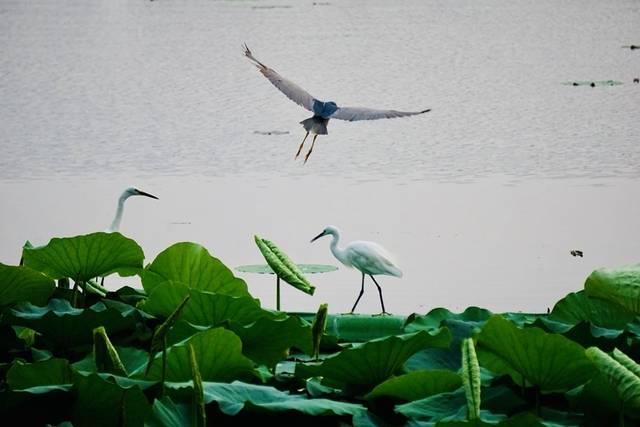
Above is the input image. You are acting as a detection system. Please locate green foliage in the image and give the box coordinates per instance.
[4,233,640,425]
[0,263,55,306]
[296,329,451,392]
[461,338,481,420]
[585,346,640,418]
[21,232,144,281]
[584,264,640,314]
[476,315,594,392]
[365,370,462,402]
[142,242,248,297]
[254,235,315,295]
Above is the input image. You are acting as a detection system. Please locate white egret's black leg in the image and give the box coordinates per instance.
[295,132,309,159]
[369,275,389,314]
[304,135,318,164]
[350,272,366,313]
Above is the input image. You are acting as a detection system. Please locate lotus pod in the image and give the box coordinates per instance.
[254,236,315,295]
[461,338,481,420]
[188,343,206,427]
[311,303,328,361]
[93,326,127,376]
[586,347,640,417]
[613,348,640,380]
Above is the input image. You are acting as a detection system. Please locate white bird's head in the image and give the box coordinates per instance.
[122,187,159,200]
[310,225,339,243]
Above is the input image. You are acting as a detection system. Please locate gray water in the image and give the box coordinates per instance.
[1,0,639,314]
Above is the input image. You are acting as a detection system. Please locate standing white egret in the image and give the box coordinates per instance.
[310,225,402,314]
[107,187,159,233]
[243,44,430,163]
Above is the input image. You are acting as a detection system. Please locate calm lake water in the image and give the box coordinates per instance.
[1,0,639,314]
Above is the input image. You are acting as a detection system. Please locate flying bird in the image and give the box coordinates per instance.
[107,187,159,232]
[243,44,430,163]
[311,225,402,314]
[570,250,583,258]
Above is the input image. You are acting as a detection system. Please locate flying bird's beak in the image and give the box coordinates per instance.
[136,190,159,200]
[310,231,325,243]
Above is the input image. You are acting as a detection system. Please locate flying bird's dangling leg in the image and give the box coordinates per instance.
[295,132,309,159]
[350,273,366,313]
[370,275,389,315]
[303,134,318,164]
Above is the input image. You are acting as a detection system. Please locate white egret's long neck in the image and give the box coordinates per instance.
[328,230,349,266]
[108,193,129,232]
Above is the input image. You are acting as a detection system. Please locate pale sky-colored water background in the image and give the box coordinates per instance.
[1,0,639,314]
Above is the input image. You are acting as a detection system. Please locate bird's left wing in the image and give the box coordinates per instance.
[244,44,317,112]
[330,106,430,122]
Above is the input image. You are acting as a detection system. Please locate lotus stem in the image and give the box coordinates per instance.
[188,343,206,427]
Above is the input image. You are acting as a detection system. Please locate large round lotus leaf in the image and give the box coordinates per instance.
[235,264,338,275]
[365,370,462,402]
[141,282,276,328]
[146,396,193,427]
[7,298,151,351]
[549,291,635,329]
[166,380,366,418]
[7,359,73,390]
[142,242,248,297]
[476,316,594,393]
[254,236,315,295]
[585,265,640,314]
[295,329,451,393]
[228,316,312,367]
[143,327,255,382]
[72,373,151,427]
[0,263,55,306]
[21,232,144,281]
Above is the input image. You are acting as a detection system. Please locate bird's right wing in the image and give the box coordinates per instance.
[244,44,317,112]
[330,106,430,122]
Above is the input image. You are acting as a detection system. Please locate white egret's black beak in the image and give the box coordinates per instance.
[310,231,326,243]
[135,189,159,200]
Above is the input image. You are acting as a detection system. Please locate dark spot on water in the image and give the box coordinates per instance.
[570,250,583,257]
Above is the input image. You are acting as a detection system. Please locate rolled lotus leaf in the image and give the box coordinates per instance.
[612,348,640,380]
[93,326,127,376]
[461,338,481,420]
[311,303,328,361]
[586,347,640,417]
[254,236,315,295]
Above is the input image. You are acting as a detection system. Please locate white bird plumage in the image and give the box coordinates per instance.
[106,187,159,233]
[311,225,402,314]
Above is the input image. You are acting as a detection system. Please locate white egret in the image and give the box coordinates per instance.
[311,225,402,314]
[243,44,430,163]
[107,187,159,232]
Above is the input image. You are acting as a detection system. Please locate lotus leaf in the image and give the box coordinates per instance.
[254,235,315,295]
[0,263,55,306]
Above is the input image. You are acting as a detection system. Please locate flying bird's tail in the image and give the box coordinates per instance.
[243,44,267,70]
[300,116,329,135]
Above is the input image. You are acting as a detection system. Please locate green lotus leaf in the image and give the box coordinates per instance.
[72,373,151,427]
[167,380,366,418]
[475,316,594,392]
[585,347,640,418]
[141,281,276,328]
[585,264,640,314]
[146,396,193,427]
[142,242,248,297]
[295,329,451,392]
[550,291,635,329]
[229,316,312,367]
[21,232,144,281]
[0,263,55,306]
[254,235,315,295]
[566,372,622,423]
[404,307,493,334]
[74,346,149,376]
[7,298,152,352]
[143,327,255,382]
[365,369,462,402]
[7,358,73,390]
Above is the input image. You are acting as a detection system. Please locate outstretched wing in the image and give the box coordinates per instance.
[244,44,317,112]
[330,106,430,122]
